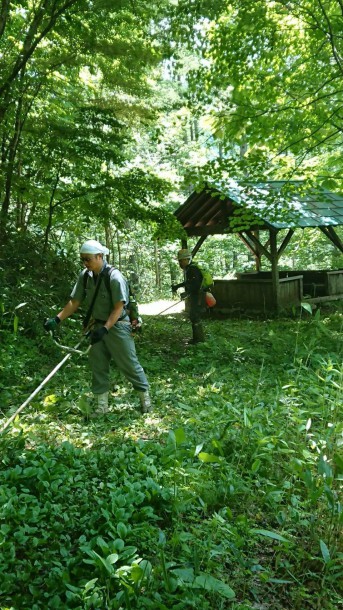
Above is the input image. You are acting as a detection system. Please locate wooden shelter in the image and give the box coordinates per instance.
[174,181,343,312]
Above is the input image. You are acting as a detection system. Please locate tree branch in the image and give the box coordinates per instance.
[317,0,343,75]
[0,0,78,99]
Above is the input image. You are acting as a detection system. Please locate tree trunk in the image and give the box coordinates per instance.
[116,230,122,271]
[42,158,62,254]
[154,240,161,290]
[0,92,24,236]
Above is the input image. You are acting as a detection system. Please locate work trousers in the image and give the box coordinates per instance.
[189,292,204,324]
[89,321,149,395]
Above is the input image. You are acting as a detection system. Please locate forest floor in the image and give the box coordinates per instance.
[0,301,342,610]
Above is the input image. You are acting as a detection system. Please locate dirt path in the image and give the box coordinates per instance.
[139,299,184,316]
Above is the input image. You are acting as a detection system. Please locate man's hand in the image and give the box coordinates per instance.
[131,316,143,334]
[43,316,61,332]
[90,326,108,345]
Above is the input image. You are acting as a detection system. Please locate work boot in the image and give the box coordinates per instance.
[189,322,205,344]
[138,390,152,413]
[93,391,109,415]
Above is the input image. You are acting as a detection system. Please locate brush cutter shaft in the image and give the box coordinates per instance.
[0,335,86,434]
[0,352,72,434]
[156,299,183,316]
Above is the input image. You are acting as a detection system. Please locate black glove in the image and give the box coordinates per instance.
[90,326,108,345]
[171,285,177,294]
[44,316,61,332]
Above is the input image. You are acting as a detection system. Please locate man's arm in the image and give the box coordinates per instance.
[104,301,126,331]
[57,298,81,322]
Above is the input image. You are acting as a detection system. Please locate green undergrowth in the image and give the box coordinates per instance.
[0,305,343,609]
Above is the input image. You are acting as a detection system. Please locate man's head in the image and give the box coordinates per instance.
[177,248,192,269]
[80,240,109,273]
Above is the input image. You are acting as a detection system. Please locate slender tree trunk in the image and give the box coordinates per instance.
[116,230,122,271]
[0,91,24,236]
[42,158,62,254]
[154,240,161,290]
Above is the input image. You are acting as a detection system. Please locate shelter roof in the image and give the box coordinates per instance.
[174,180,343,236]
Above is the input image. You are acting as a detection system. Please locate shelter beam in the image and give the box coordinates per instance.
[277,229,295,258]
[192,236,208,258]
[238,232,260,258]
[245,231,272,261]
[319,226,343,254]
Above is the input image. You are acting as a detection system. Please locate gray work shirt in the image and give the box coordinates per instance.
[71,263,128,321]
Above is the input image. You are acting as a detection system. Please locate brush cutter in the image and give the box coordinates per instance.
[154,299,184,316]
[0,328,92,434]
[155,291,216,317]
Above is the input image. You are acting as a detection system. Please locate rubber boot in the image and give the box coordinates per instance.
[189,322,205,344]
[138,390,152,413]
[93,391,109,415]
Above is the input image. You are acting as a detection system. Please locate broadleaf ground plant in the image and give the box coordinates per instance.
[0,301,342,609]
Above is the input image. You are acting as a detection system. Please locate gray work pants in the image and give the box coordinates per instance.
[89,322,149,394]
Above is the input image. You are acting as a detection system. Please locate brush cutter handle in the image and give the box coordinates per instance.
[48,324,93,355]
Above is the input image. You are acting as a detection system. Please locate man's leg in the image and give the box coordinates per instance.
[88,337,111,394]
[103,322,151,411]
[88,337,111,414]
[189,294,205,344]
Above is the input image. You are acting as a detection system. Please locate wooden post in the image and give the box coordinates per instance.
[270,229,280,310]
[253,231,261,271]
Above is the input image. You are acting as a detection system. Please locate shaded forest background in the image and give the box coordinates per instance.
[2,0,343,311]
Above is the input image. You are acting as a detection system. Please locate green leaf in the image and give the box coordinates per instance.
[251,458,261,473]
[194,443,204,456]
[130,564,144,583]
[193,573,235,599]
[333,453,343,473]
[301,302,312,314]
[171,567,195,583]
[174,427,186,444]
[77,395,92,415]
[198,452,220,463]
[117,522,127,538]
[320,540,330,564]
[251,529,289,543]
[84,579,98,592]
[107,553,119,565]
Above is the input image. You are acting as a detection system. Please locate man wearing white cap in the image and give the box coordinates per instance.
[44,239,151,414]
[171,248,205,344]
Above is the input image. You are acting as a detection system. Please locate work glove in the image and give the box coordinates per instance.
[171,284,177,294]
[90,326,108,345]
[43,316,61,332]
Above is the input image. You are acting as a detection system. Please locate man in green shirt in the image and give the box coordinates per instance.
[44,240,151,415]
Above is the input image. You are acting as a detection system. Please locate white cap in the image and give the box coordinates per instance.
[80,239,109,255]
[178,248,192,261]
